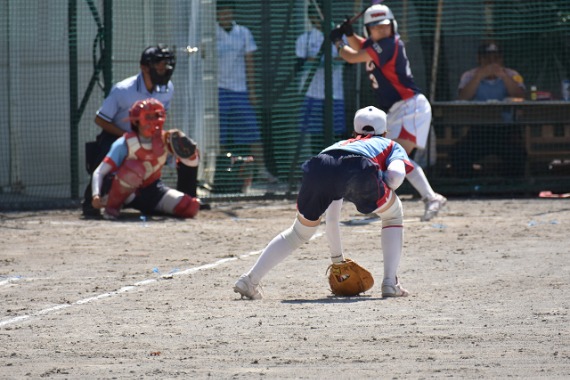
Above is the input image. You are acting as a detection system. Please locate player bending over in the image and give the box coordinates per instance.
[91,98,201,220]
[234,106,412,300]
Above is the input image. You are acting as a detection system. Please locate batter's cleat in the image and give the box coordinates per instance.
[234,274,263,300]
[421,193,447,222]
[381,278,409,298]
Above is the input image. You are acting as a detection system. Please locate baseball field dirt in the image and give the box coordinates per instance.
[1,197,569,378]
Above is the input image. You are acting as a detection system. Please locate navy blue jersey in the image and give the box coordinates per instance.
[296,136,412,221]
[362,35,421,112]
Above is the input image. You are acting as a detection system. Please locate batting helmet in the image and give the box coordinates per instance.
[129,98,166,138]
[364,4,394,27]
[140,44,176,87]
[363,4,398,36]
[353,106,387,136]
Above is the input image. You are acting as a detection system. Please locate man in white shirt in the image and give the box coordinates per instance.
[216,2,276,190]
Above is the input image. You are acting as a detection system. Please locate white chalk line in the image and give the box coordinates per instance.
[1,211,426,327]
[1,217,426,329]
[0,229,329,328]
[0,276,23,287]
[0,249,264,329]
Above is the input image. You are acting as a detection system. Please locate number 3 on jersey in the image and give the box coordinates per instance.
[366,61,379,89]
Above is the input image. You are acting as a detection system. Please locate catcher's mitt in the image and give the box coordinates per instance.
[326,258,374,296]
[165,129,197,159]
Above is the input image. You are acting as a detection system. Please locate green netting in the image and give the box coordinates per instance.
[1,0,570,211]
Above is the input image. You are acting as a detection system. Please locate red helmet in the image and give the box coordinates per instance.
[129,98,166,138]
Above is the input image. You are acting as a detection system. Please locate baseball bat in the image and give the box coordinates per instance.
[311,0,385,27]
[348,8,367,24]
[348,0,385,25]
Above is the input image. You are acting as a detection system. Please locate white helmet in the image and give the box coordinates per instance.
[353,106,387,135]
[364,4,395,27]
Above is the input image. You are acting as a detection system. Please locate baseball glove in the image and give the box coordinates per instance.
[165,129,197,159]
[326,258,374,296]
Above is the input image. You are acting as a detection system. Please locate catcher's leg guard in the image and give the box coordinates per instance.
[105,160,145,216]
[247,218,317,284]
[172,194,200,218]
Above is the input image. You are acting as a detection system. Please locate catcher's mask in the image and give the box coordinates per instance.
[140,44,176,89]
[129,98,166,138]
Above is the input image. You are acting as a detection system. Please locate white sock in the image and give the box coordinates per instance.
[247,219,317,284]
[381,226,403,285]
[247,234,291,284]
[325,199,344,263]
[406,159,436,201]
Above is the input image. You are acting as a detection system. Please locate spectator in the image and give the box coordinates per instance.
[216,1,277,192]
[330,4,446,221]
[82,44,204,217]
[295,3,346,157]
[91,98,200,220]
[458,41,526,101]
[452,41,527,177]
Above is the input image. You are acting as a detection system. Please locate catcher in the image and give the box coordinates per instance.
[91,98,201,220]
[234,106,413,299]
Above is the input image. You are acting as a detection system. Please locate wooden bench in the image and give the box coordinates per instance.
[431,101,570,177]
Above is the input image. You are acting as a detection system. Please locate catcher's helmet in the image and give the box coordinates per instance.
[129,98,166,138]
[140,44,176,87]
[353,106,387,136]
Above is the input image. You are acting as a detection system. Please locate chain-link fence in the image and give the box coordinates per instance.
[1,0,569,211]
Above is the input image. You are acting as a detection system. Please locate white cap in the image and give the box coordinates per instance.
[353,106,387,135]
[364,4,394,27]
